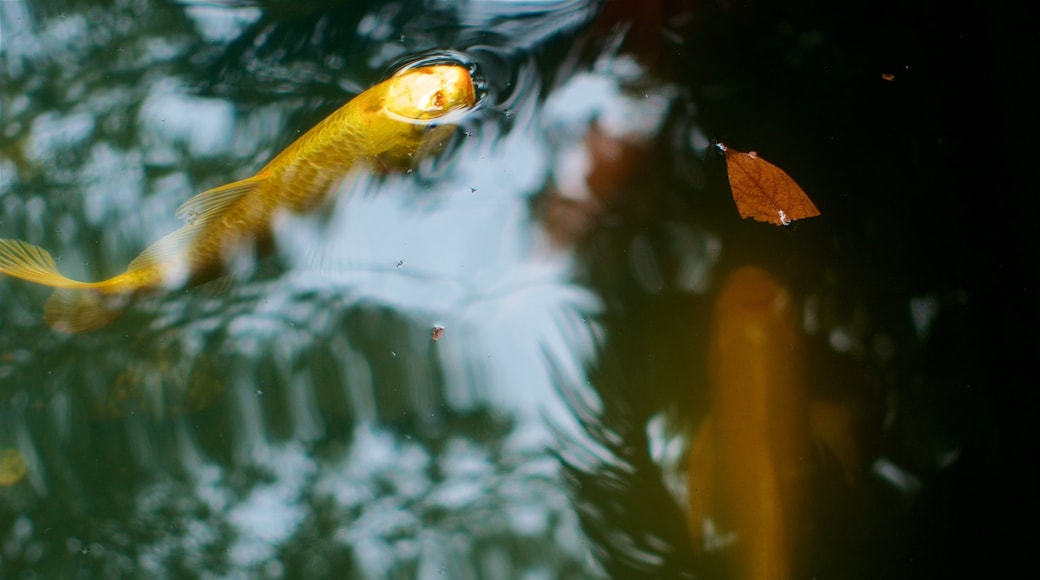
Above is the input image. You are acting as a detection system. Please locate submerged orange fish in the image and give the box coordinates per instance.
[0,63,476,332]
[687,266,857,580]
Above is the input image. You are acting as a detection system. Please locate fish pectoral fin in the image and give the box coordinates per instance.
[193,272,236,296]
[0,239,91,288]
[175,177,262,225]
[809,400,860,485]
[44,288,127,333]
[687,416,716,550]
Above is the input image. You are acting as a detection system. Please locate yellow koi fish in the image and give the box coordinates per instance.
[687,266,857,580]
[0,63,476,332]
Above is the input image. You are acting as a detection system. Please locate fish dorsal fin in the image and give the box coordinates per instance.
[194,272,236,295]
[125,225,198,274]
[126,178,261,276]
[175,178,260,224]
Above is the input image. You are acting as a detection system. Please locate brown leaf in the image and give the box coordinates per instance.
[719,143,820,226]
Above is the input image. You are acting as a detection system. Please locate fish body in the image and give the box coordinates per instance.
[0,64,476,332]
[687,267,812,580]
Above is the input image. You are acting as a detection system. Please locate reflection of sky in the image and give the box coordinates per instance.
[273,111,603,434]
[139,87,237,159]
[180,1,261,43]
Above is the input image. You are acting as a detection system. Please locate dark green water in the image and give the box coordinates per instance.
[0,0,1023,578]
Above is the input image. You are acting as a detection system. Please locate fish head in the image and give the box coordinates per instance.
[711,266,796,355]
[384,64,476,122]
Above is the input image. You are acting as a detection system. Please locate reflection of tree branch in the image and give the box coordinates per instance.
[200,1,453,97]
[543,348,699,578]
[310,258,574,322]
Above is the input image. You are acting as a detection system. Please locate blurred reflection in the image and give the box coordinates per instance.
[685,267,858,580]
[0,0,1003,579]
[0,449,28,486]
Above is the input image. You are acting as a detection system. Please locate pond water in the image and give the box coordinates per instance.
[0,0,1015,578]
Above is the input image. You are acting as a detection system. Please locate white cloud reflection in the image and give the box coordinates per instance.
[272,100,605,438]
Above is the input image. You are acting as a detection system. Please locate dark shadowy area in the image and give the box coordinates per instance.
[556,0,1025,578]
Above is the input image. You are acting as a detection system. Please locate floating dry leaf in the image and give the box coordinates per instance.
[719,143,820,226]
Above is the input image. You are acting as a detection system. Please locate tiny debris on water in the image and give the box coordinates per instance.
[432,325,445,341]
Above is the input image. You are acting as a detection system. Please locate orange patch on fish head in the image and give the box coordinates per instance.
[385,64,475,121]
[712,267,795,353]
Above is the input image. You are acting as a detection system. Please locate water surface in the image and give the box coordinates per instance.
[1,1,1012,578]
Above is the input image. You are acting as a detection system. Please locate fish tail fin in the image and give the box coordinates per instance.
[0,239,95,288]
[44,288,127,333]
[0,239,126,332]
